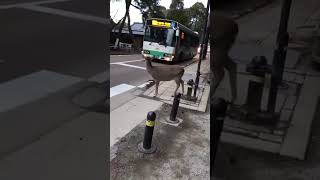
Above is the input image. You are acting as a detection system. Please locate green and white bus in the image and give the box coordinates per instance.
[142,18,200,62]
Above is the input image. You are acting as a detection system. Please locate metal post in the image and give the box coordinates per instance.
[193,0,210,98]
[267,0,292,113]
[210,98,228,174]
[169,93,182,122]
[138,111,157,154]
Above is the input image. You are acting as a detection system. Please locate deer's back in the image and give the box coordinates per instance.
[147,65,184,81]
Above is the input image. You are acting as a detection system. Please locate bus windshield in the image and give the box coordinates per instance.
[144,26,176,47]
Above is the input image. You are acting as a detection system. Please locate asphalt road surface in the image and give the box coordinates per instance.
[110,54,198,97]
[0,0,108,83]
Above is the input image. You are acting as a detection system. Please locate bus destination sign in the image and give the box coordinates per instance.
[151,20,171,28]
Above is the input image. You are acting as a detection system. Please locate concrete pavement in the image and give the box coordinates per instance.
[0,1,108,179]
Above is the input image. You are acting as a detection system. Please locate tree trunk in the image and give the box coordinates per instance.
[126,0,139,52]
[114,14,127,49]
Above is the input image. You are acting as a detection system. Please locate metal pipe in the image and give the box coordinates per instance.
[143,111,157,149]
[267,0,292,113]
[170,93,182,121]
[193,0,211,98]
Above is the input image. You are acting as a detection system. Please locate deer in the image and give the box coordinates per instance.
[210,14,239,104]
[145,57,184,97]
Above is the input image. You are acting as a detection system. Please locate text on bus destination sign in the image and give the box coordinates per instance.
[152,20,171,28]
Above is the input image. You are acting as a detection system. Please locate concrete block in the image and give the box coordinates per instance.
[285,50,300,69]
[280,76,320,160]
[280,109,293,122]
[283,72,296,82]
[224,118,273,134]
[294,75,305,84]
[284,95,298,110]
[223,125,259,137]
[221,132,281,153]
[273,130,286,136]
[258,133,283,143]
[275,93,287,113]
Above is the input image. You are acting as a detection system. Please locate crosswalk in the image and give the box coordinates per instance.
[0,70,107,113]
[0,68,150,113]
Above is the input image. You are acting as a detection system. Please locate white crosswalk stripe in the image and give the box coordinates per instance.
[19,4,109,24]
[0,70,83,113]
[110,84,135,97]
[111,63,146,70]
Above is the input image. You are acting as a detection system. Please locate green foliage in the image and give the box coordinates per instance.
[130,0,207,32]
[133,0,166,23]
[166,9,188,27]
[186,2,207,33]
[169,0,184,10]
[166,0,188,26]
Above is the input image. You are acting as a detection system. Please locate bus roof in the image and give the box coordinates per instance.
[146,18,199,37]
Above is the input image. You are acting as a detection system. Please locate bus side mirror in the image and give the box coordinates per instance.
[176,30,179,36]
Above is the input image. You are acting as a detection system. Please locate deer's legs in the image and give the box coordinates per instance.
[211,66,225,97]
[154,80,159,97]
[225,57,237,103]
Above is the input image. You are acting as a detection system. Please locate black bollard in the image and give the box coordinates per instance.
[138,111,157,154]
[170,93,182,122]
[210,98,228,175]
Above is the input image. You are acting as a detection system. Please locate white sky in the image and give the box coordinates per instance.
[110,0,208,24]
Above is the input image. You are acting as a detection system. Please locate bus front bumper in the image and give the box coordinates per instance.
[142,53,174,61]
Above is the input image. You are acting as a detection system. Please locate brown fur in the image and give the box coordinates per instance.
[210,14,239,103]
[145,58,184,97]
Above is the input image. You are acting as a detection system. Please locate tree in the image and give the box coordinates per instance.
[186,2,207,33]
[166,0,188,26]
[112,0,138,51]
[132,0,165,24]
[169,0,184,10]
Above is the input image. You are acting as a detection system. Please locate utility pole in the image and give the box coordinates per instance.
[193,0,210,98]
[267,0,292,113]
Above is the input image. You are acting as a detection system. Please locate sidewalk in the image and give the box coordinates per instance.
[212,0,320,179]
[110,58,211,179]
[111,103,210,179]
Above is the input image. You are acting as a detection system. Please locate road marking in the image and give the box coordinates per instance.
[18,5,109,24]
[0,70,83,113]
[111,63,146,70]
[110,81,152,98]
[137,82,150,88]
[110,59,145,64]
[0,0,70,9]
[110,83,135,97]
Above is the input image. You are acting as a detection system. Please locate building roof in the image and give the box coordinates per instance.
[112,22,144,35]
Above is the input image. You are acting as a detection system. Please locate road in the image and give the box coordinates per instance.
[0,0,108,83]
[110,54,199,98]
